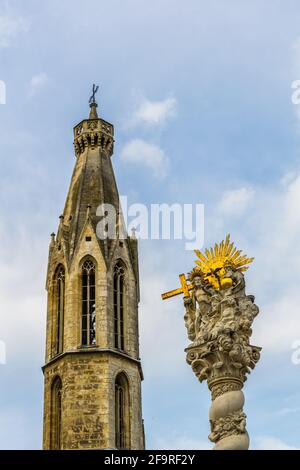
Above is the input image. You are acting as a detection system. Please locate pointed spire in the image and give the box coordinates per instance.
[69,88,116,259]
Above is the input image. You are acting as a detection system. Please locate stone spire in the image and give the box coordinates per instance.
[43,92,144,450]
[56,94,119,265]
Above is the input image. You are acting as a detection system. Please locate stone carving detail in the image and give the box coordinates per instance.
[74,118,114,157]
[209,410,246,443]
[210,381,242,401]
[184,271,261,387]
[102,123,111,133]
[87,120,99,130]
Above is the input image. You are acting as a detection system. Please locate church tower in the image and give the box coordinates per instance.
[42,91,145,450]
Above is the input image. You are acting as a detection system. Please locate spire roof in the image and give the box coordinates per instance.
[53,90,119,265]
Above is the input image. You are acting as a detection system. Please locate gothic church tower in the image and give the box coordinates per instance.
[42,93,144,450]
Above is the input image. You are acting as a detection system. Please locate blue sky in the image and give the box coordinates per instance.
[1,0,300,449]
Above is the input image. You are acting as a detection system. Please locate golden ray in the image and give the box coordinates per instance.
[227,242,235,257]
[224,234,230,252]
[232,250,242,261]
[195,250,207,263]
[214,243,219,257]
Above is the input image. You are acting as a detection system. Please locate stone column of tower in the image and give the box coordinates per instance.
[42,98,145,450]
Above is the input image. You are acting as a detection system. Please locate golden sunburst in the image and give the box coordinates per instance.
[194,234,254,289]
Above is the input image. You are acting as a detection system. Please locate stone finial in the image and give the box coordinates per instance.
[89,102,98,119]
[131,227,137,240]
[50,233,56,245]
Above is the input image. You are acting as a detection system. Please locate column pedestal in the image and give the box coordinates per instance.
[186,341,261,450]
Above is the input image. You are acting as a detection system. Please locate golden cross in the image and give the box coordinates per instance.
[161,273,194,300]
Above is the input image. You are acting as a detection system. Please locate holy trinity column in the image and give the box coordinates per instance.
[162,234,261,450]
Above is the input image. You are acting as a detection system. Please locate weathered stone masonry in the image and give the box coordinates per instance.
[42,100,144,450]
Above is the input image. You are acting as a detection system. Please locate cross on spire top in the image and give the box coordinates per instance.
[89,84,99,106]
[89,84,99,119]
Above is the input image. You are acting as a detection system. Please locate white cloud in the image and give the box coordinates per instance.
[0,218,47,366]
[131,97,177,126]
[254,293,300,353]
[0,408,40,450]
[0,15,29,48]
[213,172,300,354]
[276,407,300,416]
[140,268,187,379]
[28,73,49,97]
[120,139,169,178]
[137,170,300,368]
[253,436,298,450]
[253,174,300,353]
[218,187,255,216]
[292,38,300,123]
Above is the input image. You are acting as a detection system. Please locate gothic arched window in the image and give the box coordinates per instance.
[113,261,126,350]
[54,265,65,355]
[115,373,130,449]
[51,376,62,450]
[82,259,96,346]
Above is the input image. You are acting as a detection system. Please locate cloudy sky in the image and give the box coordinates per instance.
[1,0,300,450]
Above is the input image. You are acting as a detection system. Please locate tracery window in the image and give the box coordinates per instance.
[82,259,96,346]
[115,373,130,449]
[51,377,62,450]
[55,265,65,355]
[113,261,126,350]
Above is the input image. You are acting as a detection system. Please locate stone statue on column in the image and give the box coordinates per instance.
[162,234,261,450]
